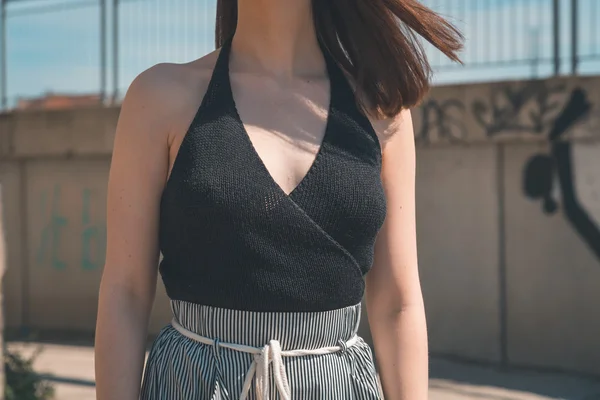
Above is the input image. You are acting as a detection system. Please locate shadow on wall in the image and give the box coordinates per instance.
[470,81,598,261]
[523,88,599,261]
[417,81,599,262]
[422,82,600,394]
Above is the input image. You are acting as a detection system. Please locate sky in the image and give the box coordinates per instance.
[4,0,600,106]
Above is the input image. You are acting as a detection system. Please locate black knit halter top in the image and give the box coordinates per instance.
[159,38,387,312]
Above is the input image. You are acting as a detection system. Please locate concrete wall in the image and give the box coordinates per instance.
[1,75,599,375]
[412,76,600,375]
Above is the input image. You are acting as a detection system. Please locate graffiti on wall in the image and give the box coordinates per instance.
[416,98,466,143]
[522,88,600,260]
[472,81,568,137]
[36,184,106,271]
[416,81,599,261]
[416,81,597,142]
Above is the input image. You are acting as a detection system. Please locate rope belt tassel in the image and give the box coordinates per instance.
[171,318,359,400]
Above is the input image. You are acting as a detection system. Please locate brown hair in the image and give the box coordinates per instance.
[215,0,463,118]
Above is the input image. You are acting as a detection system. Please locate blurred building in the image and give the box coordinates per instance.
[15,93,102,111]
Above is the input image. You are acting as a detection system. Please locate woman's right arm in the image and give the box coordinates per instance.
[94,65,174,400]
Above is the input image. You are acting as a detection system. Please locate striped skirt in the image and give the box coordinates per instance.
[140,300,382,399]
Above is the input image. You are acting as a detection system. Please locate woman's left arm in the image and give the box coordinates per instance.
[367,109,428,400]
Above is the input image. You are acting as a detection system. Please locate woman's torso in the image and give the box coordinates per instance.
[155,39,387,312]
[168,57,332,196]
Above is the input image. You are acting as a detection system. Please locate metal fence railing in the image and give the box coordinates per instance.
[114,0,216,102]
[423,0,559,71]
[0,0,598,111]
[575,0,600,71]
[1,0,108,109]
[422,0,600,83]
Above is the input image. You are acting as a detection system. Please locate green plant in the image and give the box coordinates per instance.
[4,346,54,400]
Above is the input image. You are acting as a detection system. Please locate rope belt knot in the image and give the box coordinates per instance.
[171,318,359,400]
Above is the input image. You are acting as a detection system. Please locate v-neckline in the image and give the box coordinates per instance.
[220,38,336,199]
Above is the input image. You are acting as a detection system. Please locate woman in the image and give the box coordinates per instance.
[95,0,462,398]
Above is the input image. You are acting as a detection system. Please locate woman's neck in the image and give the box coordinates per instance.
[231,0,325,79]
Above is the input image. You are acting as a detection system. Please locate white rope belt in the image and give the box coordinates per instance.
[171,318,359,400]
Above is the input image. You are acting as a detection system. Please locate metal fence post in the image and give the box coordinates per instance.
[100,0,107,104]
[553,0,560,76]
[0,0,6,111]
[571,0,578,75]
[112,0,119,104]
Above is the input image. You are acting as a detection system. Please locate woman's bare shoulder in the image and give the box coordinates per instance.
[118,49,221,140]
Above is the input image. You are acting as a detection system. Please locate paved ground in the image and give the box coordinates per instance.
[8,341,600,400]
